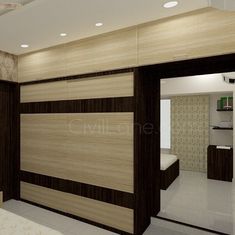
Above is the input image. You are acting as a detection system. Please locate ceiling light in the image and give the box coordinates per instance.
[96,22,103,27]
[21,44,29,48]
[163,1,178,8]
[60,33,67,37]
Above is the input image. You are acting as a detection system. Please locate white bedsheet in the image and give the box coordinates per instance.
[0,208,63,235]
[161,153,178,171]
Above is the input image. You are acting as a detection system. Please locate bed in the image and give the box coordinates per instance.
[0,208,63,235]
[160,153,179,190]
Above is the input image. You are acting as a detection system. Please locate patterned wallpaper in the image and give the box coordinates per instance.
[171,95,209,172]
[0,50,17,82]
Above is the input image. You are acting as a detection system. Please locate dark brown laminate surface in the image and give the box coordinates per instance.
[21,97,134,113]
[21,171,134,209]
[207,145,233,182]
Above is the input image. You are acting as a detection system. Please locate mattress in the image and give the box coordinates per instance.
[161,153,178,171]
[0,208,63,235]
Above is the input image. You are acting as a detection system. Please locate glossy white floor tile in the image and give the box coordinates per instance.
[2,199,214,235]
[159,170,235,234]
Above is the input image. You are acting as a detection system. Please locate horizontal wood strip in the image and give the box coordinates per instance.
[20,68,135,86]
[21,113,134,193]
[21,171,134,209]
[21,97,134,113]
[21,199,132,235]
[21,182,134,234]
[21,72,134,103]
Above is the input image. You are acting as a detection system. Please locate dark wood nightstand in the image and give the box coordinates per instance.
[207,145,233,182]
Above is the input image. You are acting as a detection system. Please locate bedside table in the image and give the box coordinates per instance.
[207,145,233,182]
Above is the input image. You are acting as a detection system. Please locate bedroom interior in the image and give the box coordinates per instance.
[2,1,235,235]
[159,73,234,234]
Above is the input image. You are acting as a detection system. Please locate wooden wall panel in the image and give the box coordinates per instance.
[18,28,137,83]
[0,82,20,202]
[65,28,137,76]
[67,73,133,100]
[21,73,133,103]
[21,182,134,234]
[18,45,67,83]
[21,81,68,103]
[21,113,134,193]
[138,8,235,66]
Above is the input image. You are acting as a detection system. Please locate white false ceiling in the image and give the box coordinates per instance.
[0,0,210,55]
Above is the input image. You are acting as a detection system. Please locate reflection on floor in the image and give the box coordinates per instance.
[3,200,214,235]
[159,170,234,235]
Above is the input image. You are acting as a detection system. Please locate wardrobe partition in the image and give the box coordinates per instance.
[19,69,160,235]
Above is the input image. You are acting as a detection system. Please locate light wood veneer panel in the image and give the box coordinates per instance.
[18,28,137,82]
[21,113,134,193]
[138,8,235,65]
[21,182,134,233]
[18,45,67,82]
[64,28,137,76]
[20,73,133,103]
[21,81,68,103]
[67,73,133,100]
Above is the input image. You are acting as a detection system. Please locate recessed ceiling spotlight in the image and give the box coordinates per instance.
[21,44,29,48]
[96,22,103,27]
[60,33,67,37]
[163,1,178,8]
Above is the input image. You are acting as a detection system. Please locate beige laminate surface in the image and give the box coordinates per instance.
[21,182,134,233]
[21,113,134,193]
[64,28,137,76]
[18,28,137,83]
[138,8,235,65]
[20,73,133,103]
[18,45,67,82]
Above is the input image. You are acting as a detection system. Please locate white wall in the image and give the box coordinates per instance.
[160,99,171,149]
[161,73,235,178]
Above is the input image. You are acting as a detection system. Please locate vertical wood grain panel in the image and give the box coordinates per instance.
[21,113,134,193]
[0,82,20,201]
[21,182,134,234]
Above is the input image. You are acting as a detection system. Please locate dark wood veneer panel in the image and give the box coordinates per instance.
[0,81,20,201]
[160,160,179,190]
[21,97,134,113]
[20,68,134,86]
[207,145,233,182]
[134,68,160,234]
[20,171,134,209]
